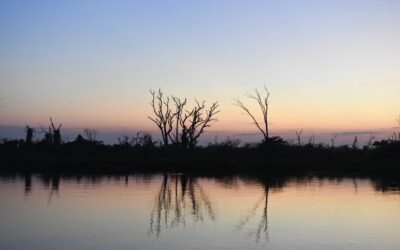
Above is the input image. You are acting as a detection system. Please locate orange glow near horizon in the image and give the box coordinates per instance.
[1,94,398,133]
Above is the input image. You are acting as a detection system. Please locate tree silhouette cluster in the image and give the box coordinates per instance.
[149,89,219,149]
[38,117,62,145]
[116,132,153,148]
[0,88,399,174]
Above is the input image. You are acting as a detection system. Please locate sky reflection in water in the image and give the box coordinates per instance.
[0,173,399,250]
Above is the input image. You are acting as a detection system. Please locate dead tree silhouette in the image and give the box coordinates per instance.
[39,117,62,145]
[308,132,315,145]
[396,115,400,141]
[25,126,34,145]
[179,100,219,149]
[149,89,174,146]
[295,129,303,146]
[234,86,271,142]
[330,135,338,147]
[149,89,219,148]
[148,174,216,236]
[39,126,52,144]
[50,117,62,145]
[366,134,376,148]
[352,136,358,149]
[83,128,97,142]
[170,96,187,145]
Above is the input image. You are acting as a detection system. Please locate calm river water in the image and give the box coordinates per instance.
[1,173,399,249]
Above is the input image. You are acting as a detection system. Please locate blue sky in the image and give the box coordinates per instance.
[1,0,400,139]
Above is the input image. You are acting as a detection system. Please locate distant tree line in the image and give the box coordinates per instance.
[1,87,400,152]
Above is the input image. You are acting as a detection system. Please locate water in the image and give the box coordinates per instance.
[1,173,399,250]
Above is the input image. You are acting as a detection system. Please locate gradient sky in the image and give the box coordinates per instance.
[1,0,399,135]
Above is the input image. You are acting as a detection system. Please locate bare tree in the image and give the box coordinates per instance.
[83,128,97,142]
[308,132,315,146]
[130,132,153,147]
[330,134,338,147]
[170,96,187,145]
[149,89,174,146]
[352,136,358,149]
[180,100,219,149]
[396,115,400,141]
[25,126,35,145]
[149,89,219,148]
[234,86,271,142]
[295,129,303,146]
[366,134,375,148]
[117,135,133,146]
[38,117,62,145]
[39,125,53,144]
[390,132,398,141]
[50,117,62,145]
[117,132,153,147]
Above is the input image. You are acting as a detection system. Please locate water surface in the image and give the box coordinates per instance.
[1,173,399,249]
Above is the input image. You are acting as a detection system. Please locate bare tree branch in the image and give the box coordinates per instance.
[308,132,315,145]
[169,96,187,145]
[148,89,174,146]
[234,86,271,141]
[295,129,303,146]
[330,135,338,147]
[148,89,219,148]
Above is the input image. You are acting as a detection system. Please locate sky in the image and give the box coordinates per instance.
[0,0,399,143]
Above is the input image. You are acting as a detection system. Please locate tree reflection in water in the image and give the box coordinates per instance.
[235,182,270,243]
[23,173,60,203]
[148,174,216,236]
[11,172,400,240]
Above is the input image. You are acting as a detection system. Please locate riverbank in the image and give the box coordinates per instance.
[1,137,399,174]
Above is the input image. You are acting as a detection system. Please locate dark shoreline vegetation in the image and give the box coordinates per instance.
[1,88,399,175]
[1,135,400,174]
